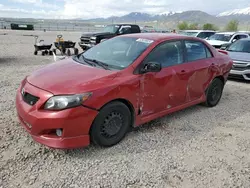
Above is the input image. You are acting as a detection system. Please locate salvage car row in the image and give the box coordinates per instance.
[78,24,250,81]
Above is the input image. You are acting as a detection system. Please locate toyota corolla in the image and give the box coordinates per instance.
[16,33,233,149]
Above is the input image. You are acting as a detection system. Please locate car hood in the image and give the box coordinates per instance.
[27,58,118,95]
[81,32,113,37]
[227,51,250,62]
[206,40,230,46]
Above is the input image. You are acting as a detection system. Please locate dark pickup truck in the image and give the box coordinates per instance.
[79,24,141,50]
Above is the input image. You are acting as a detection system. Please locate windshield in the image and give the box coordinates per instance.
[103,25,120,33]
[76,37,154,70]
[227,40,250,53]
[208,34,232,42]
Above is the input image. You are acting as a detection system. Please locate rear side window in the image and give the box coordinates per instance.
[239,35,248,39]
[185,40,212,62]
[197,32,206,39]
[145,41,183,67]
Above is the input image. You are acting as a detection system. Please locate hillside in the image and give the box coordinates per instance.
[83,10,250,29]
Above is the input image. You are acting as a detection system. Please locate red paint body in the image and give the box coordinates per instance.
[15,34,233,149]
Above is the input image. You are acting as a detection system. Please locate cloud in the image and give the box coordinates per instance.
[62,0,176,19]
[9,0,59,9]
[1,0,250,19]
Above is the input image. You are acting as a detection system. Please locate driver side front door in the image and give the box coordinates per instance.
[138,40,190,119]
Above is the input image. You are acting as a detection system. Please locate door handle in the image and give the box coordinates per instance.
[180,70,186,74]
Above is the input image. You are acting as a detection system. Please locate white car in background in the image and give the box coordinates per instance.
[206,32,249,49]
[179,30,216,39]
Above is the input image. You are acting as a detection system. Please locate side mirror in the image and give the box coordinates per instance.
[205,37,208,40]
[141,62,162,73]
[232,39,237,43]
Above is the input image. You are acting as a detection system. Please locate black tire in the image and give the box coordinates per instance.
[90,102,131,147]
[45,50,48,55]
[49,51,53,55]
[81,46,87,51]
[67,49,71,56]
[41,51,45,56]
[62,48,66,55]
[34,51,38,55]
[53,49,56,55]
[74,48,79,55]
[203,78,224,107]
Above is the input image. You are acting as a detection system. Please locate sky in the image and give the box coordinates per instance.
[0,0,249,19]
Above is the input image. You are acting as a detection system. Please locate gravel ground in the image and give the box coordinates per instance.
[1,30,250,188]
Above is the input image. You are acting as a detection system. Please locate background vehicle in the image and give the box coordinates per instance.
[179,30,216,39]
[33,36,53,56]
[206,32,249,49]
[79,24,141,50]
[223,38,250,80]
[53,35,79,56]
[16,33,233,149]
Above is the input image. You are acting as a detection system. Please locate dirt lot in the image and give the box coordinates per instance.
[0,30,250,188]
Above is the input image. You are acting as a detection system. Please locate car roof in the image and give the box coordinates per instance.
[216,31,249,35]
[239,38,250,41]
[107,24,138,26]
[120,33,199,41]
[183,30,216,32]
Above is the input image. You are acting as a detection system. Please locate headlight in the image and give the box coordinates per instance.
[90,37,97,40]
[44,93,92,110]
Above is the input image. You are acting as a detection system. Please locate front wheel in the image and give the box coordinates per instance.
[90,102,131,147]
[203,78,224,107]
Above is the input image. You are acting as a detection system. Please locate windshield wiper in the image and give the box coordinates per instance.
[83,57,110,70]
[73,54,95,67]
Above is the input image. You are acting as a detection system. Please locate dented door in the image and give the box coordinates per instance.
[184,40,215,101]
[140,65,189,117]
[186,59,213,101]
[139,40,189,117]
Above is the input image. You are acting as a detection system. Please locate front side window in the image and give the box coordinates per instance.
[185,40,212,61]
[145,41,183,67]
[78,37,153,70]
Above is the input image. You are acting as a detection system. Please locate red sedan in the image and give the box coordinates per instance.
[16,33,233,149]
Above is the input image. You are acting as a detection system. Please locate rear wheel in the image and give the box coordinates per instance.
[90,102,131,147]
[34,51,38,55]
[41,51,45,56]
[203,78,224,107]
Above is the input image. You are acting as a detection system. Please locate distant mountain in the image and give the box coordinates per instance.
[84,12,153,23]
[165,10,223,24]
[83,11,224,24]
[82,10,250,29]
[217,7,250,23]
[218,7,250,16]
[84,12,184,23]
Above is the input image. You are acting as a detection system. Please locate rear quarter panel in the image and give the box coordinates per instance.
[204,40,233,81]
